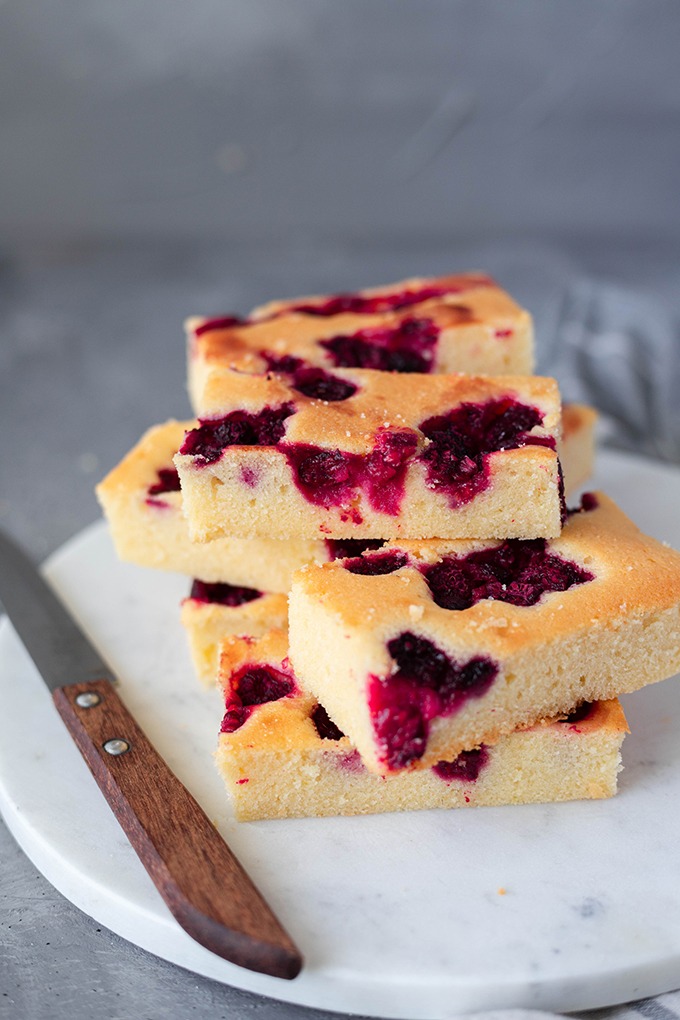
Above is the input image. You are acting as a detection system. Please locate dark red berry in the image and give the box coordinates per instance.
[368,633,498,770]
[188,580,262,606]
[433,746,489,782]
[423,540,594,611]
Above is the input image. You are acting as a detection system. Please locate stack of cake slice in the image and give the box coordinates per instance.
[97,272,680,822]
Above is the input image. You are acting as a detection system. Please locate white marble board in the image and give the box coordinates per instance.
[2,449,680,1018]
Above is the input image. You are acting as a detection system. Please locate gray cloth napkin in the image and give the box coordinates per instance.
[538,277,680,463]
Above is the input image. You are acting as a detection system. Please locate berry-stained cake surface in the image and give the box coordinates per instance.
[187,273,534,411]
[215,632,627,821]
[97,407,594,585]
[96,420,346,591]
[180,581,288,686]
[175,371,563,542]
[288,493,680,774]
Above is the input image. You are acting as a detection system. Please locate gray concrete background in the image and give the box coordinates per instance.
[1,2,679,1017]
[1,0,679,244]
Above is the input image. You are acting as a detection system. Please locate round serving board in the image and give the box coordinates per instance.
[2,449,680,1019]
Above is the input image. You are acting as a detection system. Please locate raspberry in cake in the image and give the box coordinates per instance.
[174,372,563,541]
[218,632,300,735]
[180,581,288,686]
[288,492,680,774]
[95,420,346,592]
[215,632,627,821]
[186,272,534,411]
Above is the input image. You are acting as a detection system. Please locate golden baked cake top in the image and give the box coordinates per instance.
[251,272,515,319]
[292,492,680,656]
[190,369,560,458]
[96,419,188,513]
[188,272,533,402]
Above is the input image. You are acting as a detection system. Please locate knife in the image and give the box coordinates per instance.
[0,529,302,980]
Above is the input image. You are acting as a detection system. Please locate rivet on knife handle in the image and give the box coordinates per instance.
[52,677,302,979]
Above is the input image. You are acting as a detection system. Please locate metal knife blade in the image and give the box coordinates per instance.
[0,528,303,979]
[0,530,116,690]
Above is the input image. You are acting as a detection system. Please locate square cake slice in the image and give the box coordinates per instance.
[96,407,593,586]
[187,272,534,411]
[215,632,627,821]
[288,492,680,774]
[180,581,287,686]
[175,371,563,541]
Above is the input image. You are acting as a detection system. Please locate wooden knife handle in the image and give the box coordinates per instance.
[52,678,302,979]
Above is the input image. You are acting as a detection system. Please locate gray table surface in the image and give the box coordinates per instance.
[1,236,679,1019]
